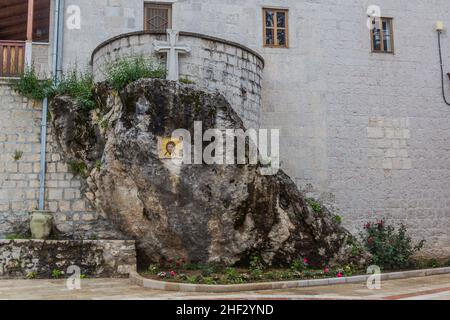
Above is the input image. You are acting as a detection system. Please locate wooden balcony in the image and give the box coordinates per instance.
[0,40,25,77]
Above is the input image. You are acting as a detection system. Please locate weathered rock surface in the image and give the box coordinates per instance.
[49,79,368,268]
[0,239,136,279]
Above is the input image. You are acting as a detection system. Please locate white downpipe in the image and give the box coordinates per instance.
[39,0,63,210]
[24,42,33,69]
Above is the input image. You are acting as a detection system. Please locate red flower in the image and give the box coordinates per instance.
[324,267,330,274]
[367,237,374,245]
[337,272,343,278]
[170,271,176,277]
[303,258,309,265]
[377,220,384,230]
[364,222,371,230]
[176,261,181,267]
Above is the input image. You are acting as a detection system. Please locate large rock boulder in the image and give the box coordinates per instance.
[49,79,368,268]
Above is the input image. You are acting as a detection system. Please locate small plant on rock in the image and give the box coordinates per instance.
[360,220,425,271]
[95,160,102,171]
[26,272,37,279]
[5,233,29,240]
[306,198,322,214]
[51,269,62,279]
[179,76,195,85]
[68,160,87,176]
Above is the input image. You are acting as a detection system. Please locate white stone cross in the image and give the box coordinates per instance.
[153,29,191,81]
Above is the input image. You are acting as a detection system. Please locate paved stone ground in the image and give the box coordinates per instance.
[1,274,450,300]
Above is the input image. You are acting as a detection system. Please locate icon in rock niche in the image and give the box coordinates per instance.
[158,136,184,159]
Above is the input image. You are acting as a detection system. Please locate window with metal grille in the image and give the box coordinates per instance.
[370,17,394,54]
[144,3,172,33]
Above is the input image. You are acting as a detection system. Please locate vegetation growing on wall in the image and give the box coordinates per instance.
[53,70,96,110]
[10,67,96,110]
[12,56,166,109]
[12,150,23,161]
[105,55,166,91]
[10,67,53,101]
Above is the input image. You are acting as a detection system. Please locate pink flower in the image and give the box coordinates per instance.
[170,271,176,277]
[324,267,330,274]
[303,258,309,264]
[337,272,343,278]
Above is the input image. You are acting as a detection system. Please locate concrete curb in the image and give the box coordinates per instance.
[129,267,450,293]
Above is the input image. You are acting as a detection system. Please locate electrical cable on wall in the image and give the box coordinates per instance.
[437,30,450,106]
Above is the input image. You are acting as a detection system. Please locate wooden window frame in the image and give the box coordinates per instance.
[263,8,289,48]
[144,2,172,33]
[370,17,395,54]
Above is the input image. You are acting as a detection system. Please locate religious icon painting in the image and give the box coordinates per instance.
[158,136,184,159]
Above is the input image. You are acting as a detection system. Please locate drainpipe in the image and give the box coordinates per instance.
[38,97,48,211]
[39,0,64,210]
[25,0,34,68]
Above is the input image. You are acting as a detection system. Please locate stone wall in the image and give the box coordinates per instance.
[0,82,121,240]
[92,32,264,129]
[0,82,42,237]
[0,239,136,279]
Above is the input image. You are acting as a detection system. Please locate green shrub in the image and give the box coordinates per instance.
[95,160,102,171]
[290,258,309,272]
[224,267,245,284]
[306,198,322,214]
[249,256,265,279]
[51,269,62,279]
[105,55,166,91]
[26,272,37,280]
[53,70,96,110]
[179,76,195,85]
[148,264,160,275]
[10,67,53,101]
[274,270,294,281]
[360,220,425,271]
[68,160,87,176]
[346,236,364,257]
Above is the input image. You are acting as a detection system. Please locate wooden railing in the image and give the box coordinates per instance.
[0,40,25,77]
